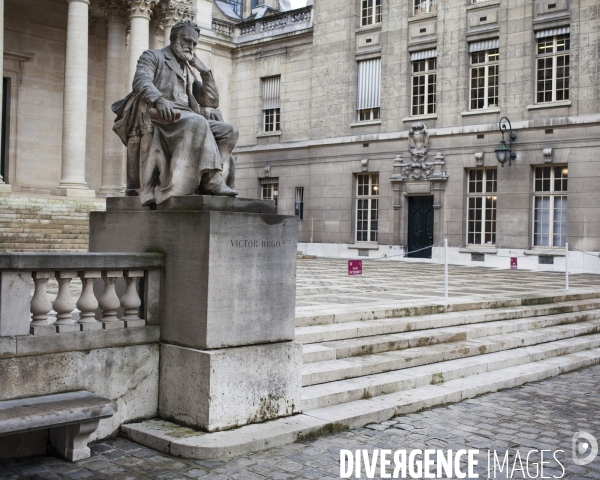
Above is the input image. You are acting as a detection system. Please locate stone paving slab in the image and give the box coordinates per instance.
[296,259,600,318]
[2,364,599,479]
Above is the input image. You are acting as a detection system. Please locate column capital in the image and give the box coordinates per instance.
[160,0,195,29]
[100,0,129,24]
[128,0,159,19]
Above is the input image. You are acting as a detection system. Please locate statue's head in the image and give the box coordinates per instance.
[170,20,201,62]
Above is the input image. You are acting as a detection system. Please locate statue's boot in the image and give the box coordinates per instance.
[209,183,238,196]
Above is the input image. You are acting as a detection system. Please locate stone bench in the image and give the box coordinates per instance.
[0,391,117,461]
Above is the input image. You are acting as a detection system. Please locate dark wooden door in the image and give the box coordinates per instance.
[407,196,434,258]
[1,78,9,182]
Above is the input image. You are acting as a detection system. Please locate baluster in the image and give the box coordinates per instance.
[53,271,79,333]
[77,270,102,331]
[121,270,145,328]
[30,271,55,335]
[99,270,124,329]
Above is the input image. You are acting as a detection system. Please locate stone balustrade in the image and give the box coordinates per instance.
[212,19,235,37]
[0,253,163,337]
[237,5,313,40]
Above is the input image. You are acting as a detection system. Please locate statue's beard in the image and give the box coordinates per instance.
[172,39,194,62]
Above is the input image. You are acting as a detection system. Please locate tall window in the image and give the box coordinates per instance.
[295,187,304,220]
[411,51,437,116]
[469,45,499,110]
[414,0,437,15]
[467,168,497,245]
[361,0,382,26]
[356,59,381,121]
[536,32,569,103]
[260,178,279,207]
[533,166,568,247]
[356,173,379,242]
[262,76,280,132]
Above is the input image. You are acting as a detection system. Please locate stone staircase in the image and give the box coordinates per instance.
[0,195,105,252]
[298,293,600,414]
[122,289,600,459]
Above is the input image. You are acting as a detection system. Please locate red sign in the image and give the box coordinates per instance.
[510,257,518,270]
[348,260,363,275]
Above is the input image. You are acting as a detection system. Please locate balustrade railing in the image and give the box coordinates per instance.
[0,253,163,336]
[237,5,313,38]
[212,19,235,37]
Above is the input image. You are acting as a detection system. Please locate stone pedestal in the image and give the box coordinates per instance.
[89,196,301,432]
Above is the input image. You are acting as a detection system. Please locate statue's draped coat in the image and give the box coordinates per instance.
[112,46,235,205]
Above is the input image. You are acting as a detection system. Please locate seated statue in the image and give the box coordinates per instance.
[112,20,238,206]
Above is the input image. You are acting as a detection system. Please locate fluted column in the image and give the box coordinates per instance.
[128,0,158,88]
[0,0,9,193]
[56,0,95,196]
[98,0,128,195]
[161,0,195,46]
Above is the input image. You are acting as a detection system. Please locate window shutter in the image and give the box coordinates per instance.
[356,58,381,110]
[409,49,438,61]
[468,39,499,53]
[262,76,280,110]
[534,27,570,38]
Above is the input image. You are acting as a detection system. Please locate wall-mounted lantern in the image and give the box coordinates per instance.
[494,117,517,167]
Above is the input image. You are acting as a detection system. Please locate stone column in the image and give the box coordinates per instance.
[98,1,128,195]
[56,0,95,197]
[161,0,195,46]
[0,0,9,193]
[128,0,158,88]
[149,12,162,50]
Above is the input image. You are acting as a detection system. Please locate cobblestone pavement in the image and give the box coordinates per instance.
[3,365,599,480]
[296,259,600,317]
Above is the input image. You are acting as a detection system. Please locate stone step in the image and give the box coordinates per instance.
[301,318,600,386]
[0,233,89,240]
[301,333,600,411]
[0,214,90,221]
[0,227,88,234]
[296,298,600,345]
[0,243,89,250]
[295,291,600,328]
[302,307,600,363]
[121,347,600,460]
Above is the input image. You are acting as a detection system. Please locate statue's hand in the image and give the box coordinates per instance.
[191,55,210,74]
[156,97,175,122]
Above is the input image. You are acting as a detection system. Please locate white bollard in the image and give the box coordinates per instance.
[565,242,569,291]
[444,238,448,300]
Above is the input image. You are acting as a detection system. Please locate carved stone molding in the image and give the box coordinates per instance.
[161,0,195,29]
[360,158,369,172]
[100,0,129,24]
[543,148,553,163]
[389,123,448,184]
[128,0,159,19]
[474,151,484,167]
[89,16,102,35]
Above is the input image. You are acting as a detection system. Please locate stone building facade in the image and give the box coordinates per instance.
[0,0,599,271]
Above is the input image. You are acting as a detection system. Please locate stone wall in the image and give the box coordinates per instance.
[230,0,600,255]
[0,327,160,442]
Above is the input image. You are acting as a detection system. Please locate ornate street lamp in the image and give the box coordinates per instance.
[495,117,517,167]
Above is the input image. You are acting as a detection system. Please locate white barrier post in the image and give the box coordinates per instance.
[565,242,569,291]
[444,238,448,299]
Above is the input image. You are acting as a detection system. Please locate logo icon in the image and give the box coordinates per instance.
[572,431,598,466]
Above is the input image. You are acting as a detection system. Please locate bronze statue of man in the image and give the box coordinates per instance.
[112,20,238,205]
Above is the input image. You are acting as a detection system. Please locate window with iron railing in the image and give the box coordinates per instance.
[356,173,379,243]
[467,168,497,245]
[361,0,382,26]
[533,166,568,247]
[536,33,570,103]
